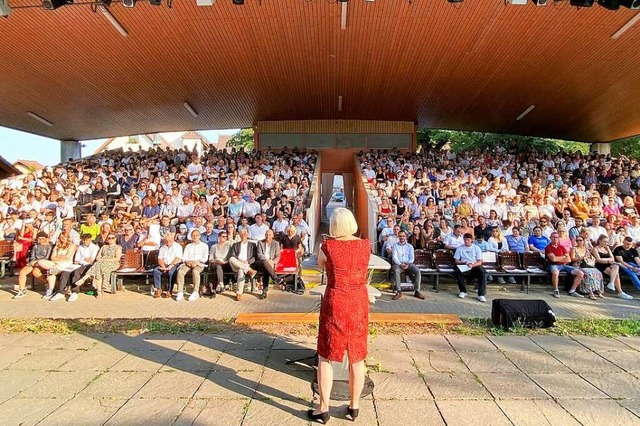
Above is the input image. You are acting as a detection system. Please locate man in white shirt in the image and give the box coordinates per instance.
[453,233,487,302]
[391,231,425,300]
[272,210,290,234]
[174,230,209,302]
[587,217,607,245]
[51,233,98,302]
[243,194,262,220]
[152,233,184,298]
[186,156,203,181]
[444,225,465,250]
[228,229,258,301]
[248,215,270,241]
[626,215,640,245]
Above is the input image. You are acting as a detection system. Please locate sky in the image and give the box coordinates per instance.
[0,127,238,166]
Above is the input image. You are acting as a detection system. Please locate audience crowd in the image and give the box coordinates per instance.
[364,147,640,302]
[0,146,316,301]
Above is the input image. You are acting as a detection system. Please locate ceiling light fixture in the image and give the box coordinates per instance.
[340,1,347,30]
[184,102,199,118]
[612,13,640,39]
[516,105,535,121]
[196,0,215,5]
[99,6,128,37]
[27,112,53,127]
[338,95,343,112]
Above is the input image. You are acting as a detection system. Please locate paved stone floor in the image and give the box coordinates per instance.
[2,277,640,320]
[1,332,640,425]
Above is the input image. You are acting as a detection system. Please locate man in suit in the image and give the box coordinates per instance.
[255,229,285,300]
[228,228,257,301]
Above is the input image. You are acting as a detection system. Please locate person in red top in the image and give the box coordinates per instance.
[545,232,584,298]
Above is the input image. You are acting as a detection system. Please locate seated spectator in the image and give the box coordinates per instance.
[444,225,464,250]
[545,232,583,298]
[74,233,122,297]
[593,234,633,299]
[152,233,183,299]
[248,214,269,241]
[51,233,99,302]
[528,227,550,254]
[208,231,232,295]
[487,227,511,284]
[453,233,487,302]
[391,230,424,300]
[13,232,52,299]
[174,230,209,302]
[228,228,257,301]
[282,224,304,259]
[570,236,604,300]
[255,229,285,299]
[613,236,640,291]
[80,214,100,241]
[37,233,77,300]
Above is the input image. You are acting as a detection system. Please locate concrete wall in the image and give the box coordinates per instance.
[60,140,81,162]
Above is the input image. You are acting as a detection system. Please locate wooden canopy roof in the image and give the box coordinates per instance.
[0,0,639,142]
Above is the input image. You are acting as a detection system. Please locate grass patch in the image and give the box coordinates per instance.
[1,317,640,338]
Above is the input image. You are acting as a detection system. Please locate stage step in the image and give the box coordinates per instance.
[235,312,462,325]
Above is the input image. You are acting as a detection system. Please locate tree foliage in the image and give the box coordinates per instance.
[611,136,640,160]
[226,128,254,151]
[417,129,590,155]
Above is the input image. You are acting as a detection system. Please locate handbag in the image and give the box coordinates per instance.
[583,252,596,268]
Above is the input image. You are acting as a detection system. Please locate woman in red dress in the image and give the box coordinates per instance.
[311,207,371,423]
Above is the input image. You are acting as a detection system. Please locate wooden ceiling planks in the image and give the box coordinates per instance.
[0,0,639,142]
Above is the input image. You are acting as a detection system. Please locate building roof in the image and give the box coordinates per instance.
[12,159,45,172]
[1,2,639,143]
[0,156,20,179]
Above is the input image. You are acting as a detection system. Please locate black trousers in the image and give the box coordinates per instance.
[210,262,232,285]
[255,259,278,291]
[57,265,92,293]
[453,265,487,296]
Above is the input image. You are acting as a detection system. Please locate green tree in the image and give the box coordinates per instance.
[226,128,254,151]
[611,136,640,160]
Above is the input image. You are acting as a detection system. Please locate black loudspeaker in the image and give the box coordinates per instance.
[491,299,556,331]
[622,0,640,8]
[598,0,620,9]
[42,0,65,9]
[123,0,136,7]
[232,0,244,4]
[570,0,594,5]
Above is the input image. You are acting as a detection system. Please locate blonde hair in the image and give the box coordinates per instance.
[329,207,358,238]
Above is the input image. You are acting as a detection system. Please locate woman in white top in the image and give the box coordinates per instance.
[487,227,510,284]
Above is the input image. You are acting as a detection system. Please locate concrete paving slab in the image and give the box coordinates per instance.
[528,373,609,399]
[572,335,636,352]
[264,349,318,371]
[243,397,312,426]
[57,348,127,372]
[403,335,452,352]
[488,336,546,353]
[369,371,433,400]
[182,333,236,352]
[580,372,640,399]
[458,351,520,373]
[529,336,588,352]
[193,370,262,399]
[550,350,622,373]
[8,349,83,371]
[0,370,48,401]
[368,335,407,352]
[322,400,376,426]
[617,337,640,351]
[503,351,572,374]
[604,351,640,373]
[619,399,640,419]
[135,370,206,399]
[78,371,155,399]
[423,372,492,400]
[366,349,418,373]
[160,349,222,372]
[0,346,35,369]
[0,398,66,426]
[557,398,640,425]
[6,333,63,348]
[436,400,512,426]
[375,399,445,426]
[256,370,314,401]
[446,336,497,352]
[497,400,581,426]
[411,350,468,373]
[174,399,247,426]
[104,397,188,426]
[476,372,549,400]
[109,350,174,372]
[214,350,268,372]
[19,371,101,399]
[38,398,127,426]
[272,335,318,350]
[225,333,276,350]
[93,334,148,352]
[139,334,188,350]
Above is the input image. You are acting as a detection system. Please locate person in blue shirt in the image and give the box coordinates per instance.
[453,233,487,302]
[391,231,425,301]
[527,227,550,253]
[506,227,527,254]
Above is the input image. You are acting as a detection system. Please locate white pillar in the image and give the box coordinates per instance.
[60,140,81,162]
[590,142,611,155]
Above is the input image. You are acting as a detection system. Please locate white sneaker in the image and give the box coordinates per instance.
[42,291,53,300]
[68,293,79,302]
[508,277,516,284]
[618,292,634,300]
[497,277,505,284]
[458,292,467,299]
[13,290,26,299]
[175,292,184,301]
[49,293,65,302]
[150,288,156,296]
[569,291,585,298]
[478,295,487,302]
[188,292,199,302]
[607,283,616,292]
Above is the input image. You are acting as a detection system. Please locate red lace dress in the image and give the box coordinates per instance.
[317,238,371,363]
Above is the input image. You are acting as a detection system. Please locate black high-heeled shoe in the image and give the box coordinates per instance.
[308,409,330,424]
[347,407,359,421]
